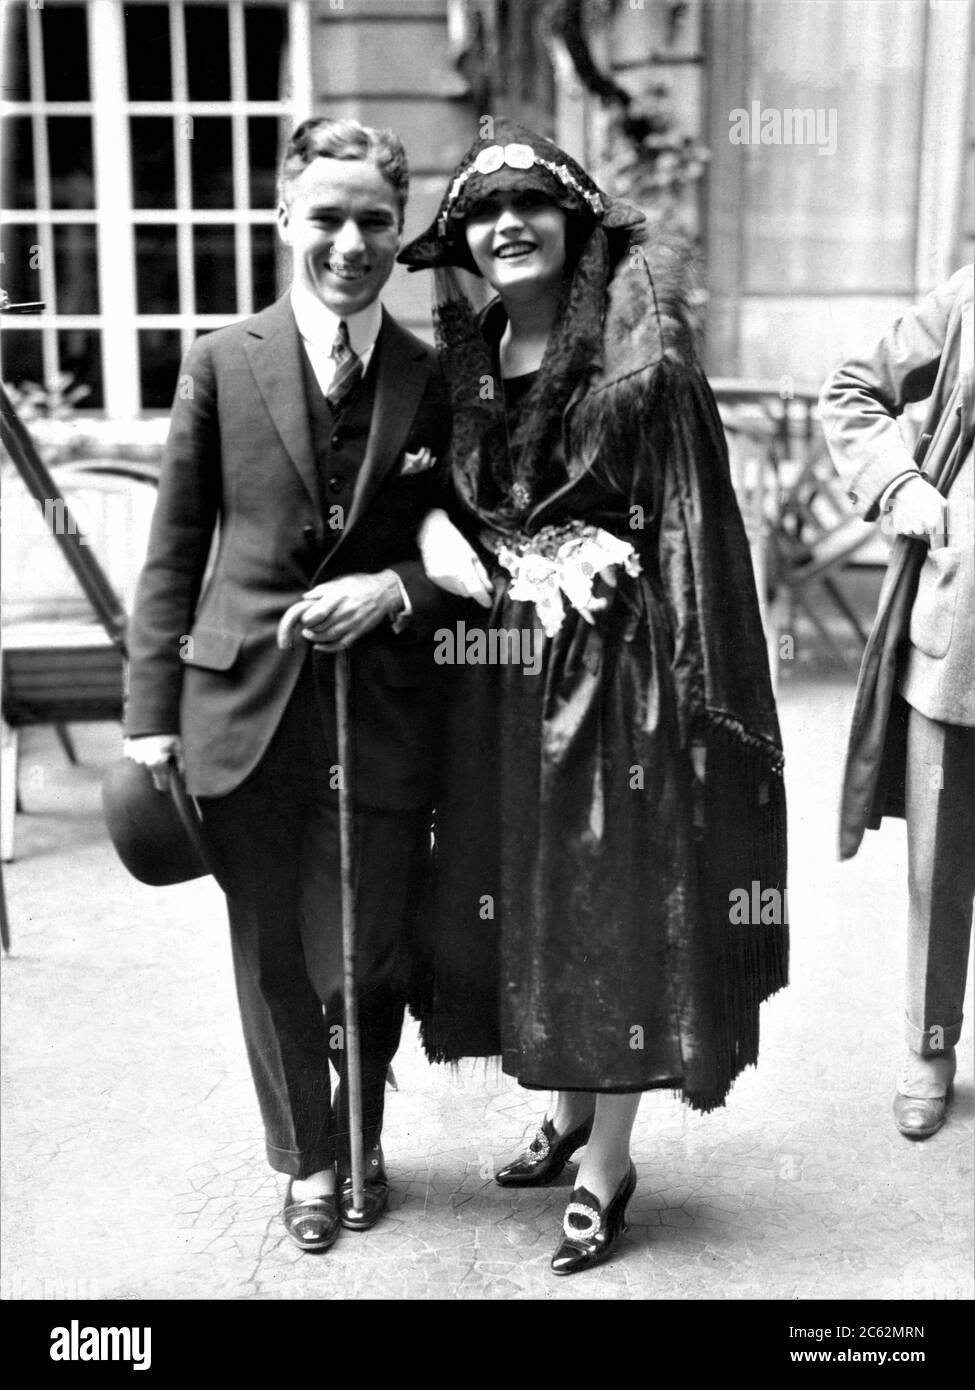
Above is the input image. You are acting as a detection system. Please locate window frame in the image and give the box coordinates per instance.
[1,0,313,417]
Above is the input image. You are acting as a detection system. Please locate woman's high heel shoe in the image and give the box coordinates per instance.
[495,1115,594,1188]
[550,1161,637,1275]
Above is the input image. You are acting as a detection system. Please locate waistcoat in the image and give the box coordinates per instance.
[300,342,377,526]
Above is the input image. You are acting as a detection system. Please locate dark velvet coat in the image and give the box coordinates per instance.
[410,248,788,1109]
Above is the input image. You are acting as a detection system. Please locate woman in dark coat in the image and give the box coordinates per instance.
[399,121,788,1274]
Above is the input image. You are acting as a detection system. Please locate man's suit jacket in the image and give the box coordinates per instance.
[125,294,452,808]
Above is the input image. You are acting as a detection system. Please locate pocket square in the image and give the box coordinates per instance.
[399,447,436,476]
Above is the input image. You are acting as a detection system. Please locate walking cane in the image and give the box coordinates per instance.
[334,647,366,1220]
[276,606,366,1220]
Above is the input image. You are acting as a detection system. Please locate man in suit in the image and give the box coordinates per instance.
[123,117,451,1249]
[820,266,974,1140]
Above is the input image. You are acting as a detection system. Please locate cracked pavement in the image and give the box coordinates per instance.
[2,675,972,1301]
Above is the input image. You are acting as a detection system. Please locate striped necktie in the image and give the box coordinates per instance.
[326,319,364,413]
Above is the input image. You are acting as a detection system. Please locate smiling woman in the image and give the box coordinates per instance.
[463,193,568,362]
[399,119,788,1277]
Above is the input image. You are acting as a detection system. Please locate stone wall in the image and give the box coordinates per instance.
[310,0,479,340]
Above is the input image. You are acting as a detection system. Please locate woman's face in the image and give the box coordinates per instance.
[463,191,567,299]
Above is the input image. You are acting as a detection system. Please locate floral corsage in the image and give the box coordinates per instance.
[495,521,642,638]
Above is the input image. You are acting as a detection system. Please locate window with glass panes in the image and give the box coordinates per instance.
[1,0,313,416]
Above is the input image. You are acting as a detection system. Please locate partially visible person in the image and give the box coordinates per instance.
[820,265,974,1139]
[399,120,788,1274]
[124,118,452,1251]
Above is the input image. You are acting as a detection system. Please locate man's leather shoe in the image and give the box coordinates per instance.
[893,1089,952,1139]
[893,1049,956,1140]
[282,1181,340,1252]
[338,1144,389,1231]
[495,1115,594,1188]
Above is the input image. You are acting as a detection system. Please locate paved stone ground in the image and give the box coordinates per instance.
[2,673,972,1302]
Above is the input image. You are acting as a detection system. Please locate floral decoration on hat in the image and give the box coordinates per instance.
[398,119,643,272]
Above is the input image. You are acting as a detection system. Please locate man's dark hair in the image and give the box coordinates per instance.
[278,117,409,222]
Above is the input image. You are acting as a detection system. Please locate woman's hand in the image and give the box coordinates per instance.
[417,508,493,607]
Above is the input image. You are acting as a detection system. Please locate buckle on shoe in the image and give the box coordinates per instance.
[526,1128,552,1167]
[563,1201,600,1241]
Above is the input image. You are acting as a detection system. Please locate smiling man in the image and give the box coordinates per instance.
[123,118,452,1251]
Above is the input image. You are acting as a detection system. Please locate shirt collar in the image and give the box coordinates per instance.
[290,282,383,359]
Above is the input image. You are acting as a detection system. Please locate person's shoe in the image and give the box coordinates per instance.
[550,1161,637,1276]
[282,1181,340,1253]
[337,1144,389,1231]
[495,1115,594,1188]
[893,1049,956,1140]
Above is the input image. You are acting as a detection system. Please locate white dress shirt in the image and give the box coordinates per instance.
[290,283,382,396]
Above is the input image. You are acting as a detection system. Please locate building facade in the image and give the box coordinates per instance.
[1,0,972,418]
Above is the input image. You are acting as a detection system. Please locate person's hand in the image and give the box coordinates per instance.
[277,572,403,652]
[123,734,183,792]
[575,566,617,626]
[885,476,947,542]
[417,508,492,607]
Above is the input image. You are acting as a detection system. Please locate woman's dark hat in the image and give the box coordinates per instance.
[398,118,644,271]
[102,757,223,888]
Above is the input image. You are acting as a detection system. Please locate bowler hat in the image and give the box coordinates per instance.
[102,757,224,888]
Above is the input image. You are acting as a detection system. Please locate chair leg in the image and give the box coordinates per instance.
[54,722,79,765]
[1,720,18,863]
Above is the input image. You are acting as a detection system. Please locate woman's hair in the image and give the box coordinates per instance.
[277,117,409,222]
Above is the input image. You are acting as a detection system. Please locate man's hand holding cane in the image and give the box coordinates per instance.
[277,571,406,652]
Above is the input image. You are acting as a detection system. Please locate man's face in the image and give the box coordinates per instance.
[277,157,402,316]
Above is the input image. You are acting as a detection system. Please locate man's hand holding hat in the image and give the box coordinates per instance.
[123,734,184,792]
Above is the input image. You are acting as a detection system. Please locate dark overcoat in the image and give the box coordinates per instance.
[411,247,788,1110]
[819,268,975,859]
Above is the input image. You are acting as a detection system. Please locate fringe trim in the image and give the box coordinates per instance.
[705,707,786,776]
[412,1002,502,1071]
[695,721,789,1110]
[412,1049,505,1090]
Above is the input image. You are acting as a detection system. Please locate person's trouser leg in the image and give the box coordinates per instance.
[904,706,975,1058]
[299,805,430,1168]
[202,788,338,1177]
[198,664,339,1178]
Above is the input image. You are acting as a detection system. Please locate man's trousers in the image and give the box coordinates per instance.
[199,663,430,1177]
[904,705,975,1057]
